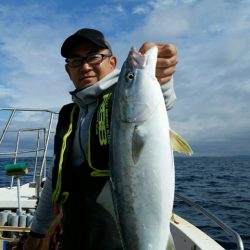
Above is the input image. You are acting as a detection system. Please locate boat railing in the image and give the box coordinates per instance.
[175,193,244,250]
[0,108,58,194]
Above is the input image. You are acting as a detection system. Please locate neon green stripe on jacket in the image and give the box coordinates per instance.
[52,104,77,205]
[87,93,111,177]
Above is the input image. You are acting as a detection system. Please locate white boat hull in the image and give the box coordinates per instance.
[0,183,37,209]
[171,214,225,250]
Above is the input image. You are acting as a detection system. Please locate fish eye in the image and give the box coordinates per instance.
[125,72,135,82]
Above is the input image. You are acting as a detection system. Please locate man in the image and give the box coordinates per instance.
[24,28,178,250]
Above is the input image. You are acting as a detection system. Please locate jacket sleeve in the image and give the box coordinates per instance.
[30,168,56,235]
[161,77,176,110]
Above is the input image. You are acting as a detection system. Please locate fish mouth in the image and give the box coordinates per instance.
[128,47,146,69]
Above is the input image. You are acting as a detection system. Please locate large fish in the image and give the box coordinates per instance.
[109,46,176,250]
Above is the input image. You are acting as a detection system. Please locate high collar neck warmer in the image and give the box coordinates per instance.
[70,69,120,107]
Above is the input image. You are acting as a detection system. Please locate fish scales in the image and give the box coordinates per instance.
[109,46,175,250]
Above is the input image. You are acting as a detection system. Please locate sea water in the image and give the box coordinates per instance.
[174,156,250,250]
[0,156,249,249]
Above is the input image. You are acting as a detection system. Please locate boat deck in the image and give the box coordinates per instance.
[0,183,37,209]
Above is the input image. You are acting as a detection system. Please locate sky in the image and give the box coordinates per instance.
[0,0,250,157]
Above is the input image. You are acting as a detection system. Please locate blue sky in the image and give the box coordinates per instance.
[0,0,249,156]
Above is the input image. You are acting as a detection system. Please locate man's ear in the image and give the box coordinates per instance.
[110,56,117,70]
[65,64,72,79]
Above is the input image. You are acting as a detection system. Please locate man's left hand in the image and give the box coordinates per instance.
[139,42,178,85]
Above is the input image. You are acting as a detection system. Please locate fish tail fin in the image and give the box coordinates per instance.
[170,129,193,156]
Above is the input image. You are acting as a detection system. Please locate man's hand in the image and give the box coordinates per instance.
[139,42,178,85]
[23,236,42,250]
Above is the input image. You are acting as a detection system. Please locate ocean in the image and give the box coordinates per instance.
[174,156,250,250]
[0,156,249,250]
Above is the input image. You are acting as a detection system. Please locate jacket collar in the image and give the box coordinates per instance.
[70,69,120,107]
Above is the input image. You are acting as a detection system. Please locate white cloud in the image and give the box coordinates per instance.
[128,0,250,156]
[132,5,150,14]
[0,3,73,109]
[115,5,125,12]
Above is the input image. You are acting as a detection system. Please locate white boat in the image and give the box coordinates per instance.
[0,108,244,250]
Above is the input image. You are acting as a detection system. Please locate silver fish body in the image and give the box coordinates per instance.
[109,46,175,250]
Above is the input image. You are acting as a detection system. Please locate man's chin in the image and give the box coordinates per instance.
[77,78,97,89]
[83,82,96,88]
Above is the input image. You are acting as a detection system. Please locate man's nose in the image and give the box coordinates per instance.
[79,61,93,71]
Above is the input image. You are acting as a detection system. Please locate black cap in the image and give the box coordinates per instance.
[61,28,112,58]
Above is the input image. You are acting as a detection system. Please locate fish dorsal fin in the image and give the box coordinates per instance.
[170,129,193,156]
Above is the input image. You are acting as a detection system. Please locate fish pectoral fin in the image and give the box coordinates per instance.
[170,129,193,156]
[132,126,146,164]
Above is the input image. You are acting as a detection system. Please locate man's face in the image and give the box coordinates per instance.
[65,42,117,90]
